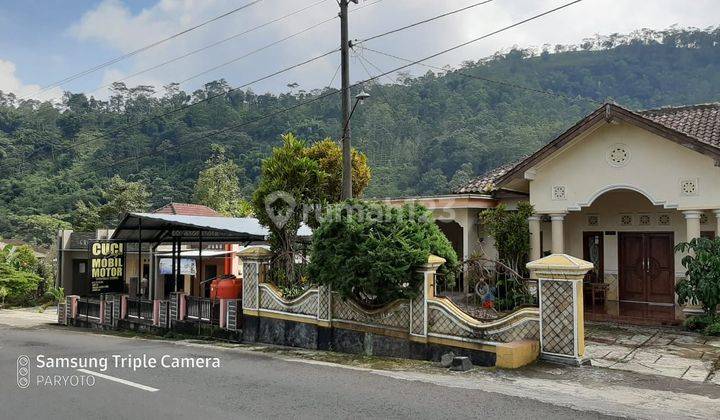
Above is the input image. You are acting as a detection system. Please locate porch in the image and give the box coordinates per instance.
[529,188,719,324]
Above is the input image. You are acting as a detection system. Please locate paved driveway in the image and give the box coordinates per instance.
[0,306,58,328]
[586,323,720,384]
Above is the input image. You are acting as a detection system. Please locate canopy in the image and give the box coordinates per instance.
[112,213,312,243]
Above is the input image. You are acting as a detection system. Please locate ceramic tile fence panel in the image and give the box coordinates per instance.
[331,296,411,331]
[259,284,319,318]
[58,301,67,325]
[103,298,114,326]
[226,299,241,331]
[426,300,540,343]
[158,300,170,328]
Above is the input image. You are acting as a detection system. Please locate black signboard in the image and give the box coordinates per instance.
[88,240,125,294]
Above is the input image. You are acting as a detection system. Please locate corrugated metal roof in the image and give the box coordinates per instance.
[111,213,312,242]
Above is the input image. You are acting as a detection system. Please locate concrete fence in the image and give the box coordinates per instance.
[236,247,591,368]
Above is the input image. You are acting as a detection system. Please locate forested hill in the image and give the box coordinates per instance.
[1,27,720,244]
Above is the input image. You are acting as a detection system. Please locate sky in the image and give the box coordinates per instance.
[0,0,718,101]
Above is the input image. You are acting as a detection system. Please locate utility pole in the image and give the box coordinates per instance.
[340,0,357,200]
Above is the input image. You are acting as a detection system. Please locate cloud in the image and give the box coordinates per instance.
[0,59,62,100]
[64,0,720,96]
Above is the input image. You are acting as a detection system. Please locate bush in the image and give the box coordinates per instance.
[704,320,720,336]
[683,314,720,336]
[308,200,458,306]
[0,264,42,306]
[675,237,720,316]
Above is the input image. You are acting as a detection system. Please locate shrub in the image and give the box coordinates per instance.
[308,200,458,306]
[704,320,720,336]
[479,202,533,275]
[683,313,716,331]
[675,237,720,316]
[0,264,42,306]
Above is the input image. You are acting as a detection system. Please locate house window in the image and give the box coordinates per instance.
[639,214,651,226]
[657,213,671,226]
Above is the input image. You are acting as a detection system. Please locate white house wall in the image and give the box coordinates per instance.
[529,122,720,213]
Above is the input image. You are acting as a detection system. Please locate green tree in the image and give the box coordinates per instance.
[252,134,327,286]
[15,215,70,246]
[99,176,150,225]
[193,144,252,216]
[72,200,102,231]
[449,162,474,191]
[479,202,534,273]
[305,139,371,202]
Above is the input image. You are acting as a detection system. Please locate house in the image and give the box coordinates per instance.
[387,102,720,324]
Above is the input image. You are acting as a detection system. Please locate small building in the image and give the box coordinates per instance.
[387,102,720,324]
[56,203,238,298]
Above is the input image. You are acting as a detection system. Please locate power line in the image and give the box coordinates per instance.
[80,0,331,99]
[358,0,494,44]
[177,16,338,85]
[59,0,585,179]
[21,0,264,100]
[360,45,603,105]
[0,1,393,173]
[0,47,339,175]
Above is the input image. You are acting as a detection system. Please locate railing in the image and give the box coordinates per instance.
[434,258,538,320]
[126,298,154,323]
[77,298,101,320]
[186,296,220,324]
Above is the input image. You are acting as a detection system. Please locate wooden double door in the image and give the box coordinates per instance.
[618,232,675,304]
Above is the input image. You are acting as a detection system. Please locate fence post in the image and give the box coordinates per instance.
[179,293,187,320]
[67,295,79,319]
[317,285,332,325]
[527,254,593,366]
[411,255,446,339]
[153,300,161,326]
[238,247,272,313]
[99,299,106,324]
[120,295,128,320]
[219,299,227,328]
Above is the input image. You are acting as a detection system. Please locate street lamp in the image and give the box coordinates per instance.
[341,90,370,200]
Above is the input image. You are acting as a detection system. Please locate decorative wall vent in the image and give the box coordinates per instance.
[639,214,651,226]
[587,215,599,226]
[657,213,671,226]
[607,144,630,167]
[680,179,699,196]
[700,213,709,225]
[620,214,633,226]
[552,185,566,201]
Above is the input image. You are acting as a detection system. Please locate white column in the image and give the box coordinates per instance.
[683,211,702,242]
[528,215,541,261]
[714,210,720,238]
[550,213,566,254]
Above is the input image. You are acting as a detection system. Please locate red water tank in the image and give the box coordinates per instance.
[210,276,242,299]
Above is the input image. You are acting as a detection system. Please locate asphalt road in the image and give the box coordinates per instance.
[0,324,613,420]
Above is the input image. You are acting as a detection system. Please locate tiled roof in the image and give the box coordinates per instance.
[638,103,720,147]
[453,159,525,194]
[152,203,221,217]
[455,103,720,194]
